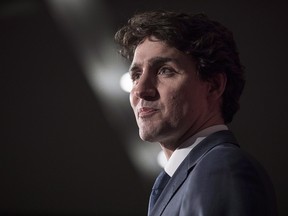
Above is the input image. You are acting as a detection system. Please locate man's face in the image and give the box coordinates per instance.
[129,37,213,148]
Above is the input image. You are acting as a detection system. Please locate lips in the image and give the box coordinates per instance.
[138,107,158,118]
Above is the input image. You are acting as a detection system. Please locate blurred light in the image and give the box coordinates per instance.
[127,139,163,178]
[157,150,167,168]
[47,0,160,178]
[120,72,132,93]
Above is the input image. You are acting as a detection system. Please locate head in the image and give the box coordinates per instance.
[115,11,245,148]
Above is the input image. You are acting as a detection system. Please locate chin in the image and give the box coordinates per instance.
[139,131,159,143]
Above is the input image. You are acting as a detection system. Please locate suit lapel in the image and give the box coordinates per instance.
[150,130,239,216]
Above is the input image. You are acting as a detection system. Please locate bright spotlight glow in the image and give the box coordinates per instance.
[120,72,132,93]
[157,150,167,168]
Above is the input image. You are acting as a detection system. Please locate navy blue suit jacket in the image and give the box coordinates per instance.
[149,131,277,216]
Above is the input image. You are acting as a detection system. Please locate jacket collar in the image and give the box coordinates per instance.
[150,130,239,216]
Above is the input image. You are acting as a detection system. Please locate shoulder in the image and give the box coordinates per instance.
[182,143,277,215]
[197,143,257,171]
[191,143,269,185]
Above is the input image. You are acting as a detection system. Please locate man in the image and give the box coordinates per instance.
[115,11,277,215]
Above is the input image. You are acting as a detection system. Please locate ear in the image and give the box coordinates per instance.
[207,73,227,100]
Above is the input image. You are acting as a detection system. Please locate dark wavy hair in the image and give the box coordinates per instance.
[115,11,245,123]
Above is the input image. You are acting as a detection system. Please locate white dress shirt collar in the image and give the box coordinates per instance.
[164,125,228,177]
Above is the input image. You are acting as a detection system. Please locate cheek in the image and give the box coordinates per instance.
[167,88,195,116]
[166,91,188,115]
[129,90,136,106]
[129,93,137,114]
[129,93,133,106]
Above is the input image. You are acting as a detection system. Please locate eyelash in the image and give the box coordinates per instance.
[158,67,175,75]
[130,66,176,82]
[131,72,141,81]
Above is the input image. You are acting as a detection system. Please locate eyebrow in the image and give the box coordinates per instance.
[129,57,178,73]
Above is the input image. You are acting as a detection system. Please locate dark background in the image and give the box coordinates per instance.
[1,0,287,215]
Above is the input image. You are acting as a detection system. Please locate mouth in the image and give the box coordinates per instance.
[138,107,159,118]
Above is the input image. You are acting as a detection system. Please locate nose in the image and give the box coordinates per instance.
[132,73,157,100]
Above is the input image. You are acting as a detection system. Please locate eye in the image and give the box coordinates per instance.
[130,71,142,82]
[158,67,175,76]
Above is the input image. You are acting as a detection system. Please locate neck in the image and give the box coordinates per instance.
[160,117,225,160]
